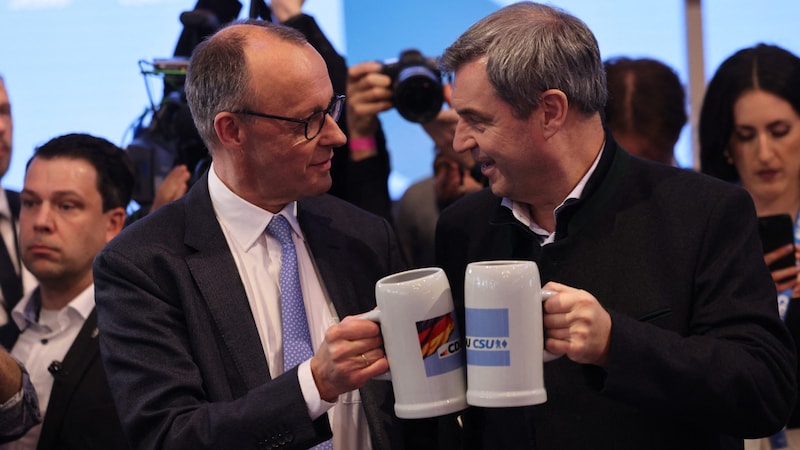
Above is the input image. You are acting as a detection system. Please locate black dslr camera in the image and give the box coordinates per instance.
[381,49,444,123]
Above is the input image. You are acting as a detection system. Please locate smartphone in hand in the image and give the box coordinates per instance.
[758,214,796,272]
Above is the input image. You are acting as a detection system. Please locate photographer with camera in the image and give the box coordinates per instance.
[339,60,395,222]
[347,49,445,139]
[345,61,391,161]
[348,52,485,267]
[393,84,485,267]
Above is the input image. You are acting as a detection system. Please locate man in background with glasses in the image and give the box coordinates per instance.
[92,20,432,450]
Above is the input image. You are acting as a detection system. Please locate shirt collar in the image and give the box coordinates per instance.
[11,283,96,331]
[207,163,303,250]
[502,141,605,233]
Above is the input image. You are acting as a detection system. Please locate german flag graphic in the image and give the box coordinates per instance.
[418,314,456,358]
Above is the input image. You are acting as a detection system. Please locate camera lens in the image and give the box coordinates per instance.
[381,49,445,123]
[394,66,444,123]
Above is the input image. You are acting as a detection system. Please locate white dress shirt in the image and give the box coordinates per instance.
[207,165,372,450]
[0,284,95,450]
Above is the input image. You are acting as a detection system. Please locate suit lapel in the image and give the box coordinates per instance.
[182,177,271,392]
[2,190,22,313]
[297,200,363,319]
[5,190,20,219]
[298,198,406,450]
[37,310,100,449]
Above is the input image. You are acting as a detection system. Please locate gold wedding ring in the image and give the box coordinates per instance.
[361,353,369,368]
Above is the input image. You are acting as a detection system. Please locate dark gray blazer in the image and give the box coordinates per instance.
[93,173,431,450]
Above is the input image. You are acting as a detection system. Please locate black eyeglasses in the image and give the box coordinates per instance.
[232,94,345,140]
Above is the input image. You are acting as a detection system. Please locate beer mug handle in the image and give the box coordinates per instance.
[358,308,392,381]
[541,290,562,362]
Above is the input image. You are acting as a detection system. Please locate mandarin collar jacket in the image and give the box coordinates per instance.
[434,135,796,450]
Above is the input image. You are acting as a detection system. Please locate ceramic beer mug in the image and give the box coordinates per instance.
[464,260,559,407]
[363,267,468,418]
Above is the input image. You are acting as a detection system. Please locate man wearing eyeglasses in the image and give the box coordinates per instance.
[92,19,432,450]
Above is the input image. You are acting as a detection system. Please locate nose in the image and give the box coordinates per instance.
[755,132,775,162]
[320,114,347,147]
[31,203,54,232]
[452,119,474,154]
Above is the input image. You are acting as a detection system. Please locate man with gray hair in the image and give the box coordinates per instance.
[435,2,795,449]
[93,18,433,450]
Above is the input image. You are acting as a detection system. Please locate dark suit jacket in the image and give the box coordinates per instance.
[93,173,429,449]
[3,189,19,222]
[2,189,22,313]
[0,307,129,450]
[435,136,797,450]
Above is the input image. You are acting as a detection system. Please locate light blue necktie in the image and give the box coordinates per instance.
[267,215,334,450]
[267,214,314,371]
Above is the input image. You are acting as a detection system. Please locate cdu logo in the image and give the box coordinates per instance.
[417,311,464,377]
[465,308,511,366]
[438,339,462,358]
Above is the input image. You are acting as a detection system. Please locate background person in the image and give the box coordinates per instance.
[603,56,687,165]
[0,133,133,450]
[0,75,35,323]
[700,43,800,450]
[435,3,796,449]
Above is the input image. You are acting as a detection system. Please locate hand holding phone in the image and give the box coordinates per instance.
[758,214,796,271]
[758,214,798,292]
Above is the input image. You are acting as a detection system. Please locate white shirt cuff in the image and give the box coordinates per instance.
[297,359,336,420]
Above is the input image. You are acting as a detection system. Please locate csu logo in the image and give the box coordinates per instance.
[465,308,512,366]
[465,338,508,350]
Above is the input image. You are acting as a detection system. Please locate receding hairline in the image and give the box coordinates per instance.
[213,21,308,48]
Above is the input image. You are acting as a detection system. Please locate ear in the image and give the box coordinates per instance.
[443,82,453,107]
[539,89,569,140]
[214,112,245,148]
[105,207,126,243]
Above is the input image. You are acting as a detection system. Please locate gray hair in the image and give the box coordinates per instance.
[184,19,308,152]
[440,1,607,118]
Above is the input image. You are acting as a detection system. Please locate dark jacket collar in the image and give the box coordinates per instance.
[490,132,631,241]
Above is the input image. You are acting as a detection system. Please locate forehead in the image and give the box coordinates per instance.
[243,32,332,109]
[452,59,488,94]
[25,157,99,194]
[451,59,505,114]
[734,90,798,122]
